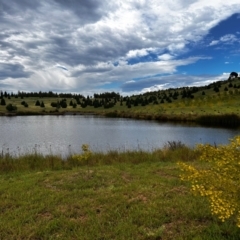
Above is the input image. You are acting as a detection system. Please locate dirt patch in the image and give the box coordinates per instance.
[128,194,148,203]
[154,169,179,179]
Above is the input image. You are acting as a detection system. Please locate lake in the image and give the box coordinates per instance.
[0,115,240,156]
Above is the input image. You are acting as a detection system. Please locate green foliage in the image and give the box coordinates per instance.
[40,101,45,108]
[73,144,92,162]
[0,98,6,105]
[73,144,92,176]
[59,99,67,108]
[6,103,17,111]
[35,100,40,106]
[179,136,240,227]
[72,102,77,108]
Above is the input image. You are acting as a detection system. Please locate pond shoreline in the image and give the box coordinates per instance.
[1,110,240,128]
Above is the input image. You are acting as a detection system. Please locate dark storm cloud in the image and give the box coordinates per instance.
[0,0,42,13]
[0,63,32,80]
[53,0,104,24]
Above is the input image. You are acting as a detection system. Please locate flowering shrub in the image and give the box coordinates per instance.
[73,144,92,163]
[178,136,240,227]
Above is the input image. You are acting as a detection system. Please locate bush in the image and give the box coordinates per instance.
[51,102,59,108]
[178,136,240,227]
[6,104,17,111]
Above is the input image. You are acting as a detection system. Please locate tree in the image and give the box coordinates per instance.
[214,86,219,92]
[40,101,45,108]
[229,72,238,79]
[0,98,6,105]
[35,100,40,106]
[60,99,67,108]
[72,103,77,108]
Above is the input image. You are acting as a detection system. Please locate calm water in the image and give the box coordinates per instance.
[0,115,240,156]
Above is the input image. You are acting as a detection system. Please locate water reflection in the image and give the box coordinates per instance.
[0,115,239,156]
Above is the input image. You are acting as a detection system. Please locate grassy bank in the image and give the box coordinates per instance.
[1,79,240,128]
[1,143,240,239]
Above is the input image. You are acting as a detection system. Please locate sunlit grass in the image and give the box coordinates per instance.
[1,79,240,123]
[1,142,240,239]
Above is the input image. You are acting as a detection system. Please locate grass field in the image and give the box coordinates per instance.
[1,78,240,127]
[1,143,240,239]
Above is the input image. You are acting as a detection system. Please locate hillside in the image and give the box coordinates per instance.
[1,77,240,127]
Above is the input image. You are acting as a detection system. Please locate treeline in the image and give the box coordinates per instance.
[0,91,85,99]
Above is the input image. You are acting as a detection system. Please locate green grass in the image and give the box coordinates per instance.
[1,144,240,239]
[1,78,240,122]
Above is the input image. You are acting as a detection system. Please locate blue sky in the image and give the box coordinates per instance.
[0,1,240,96]
[178,14,240,75]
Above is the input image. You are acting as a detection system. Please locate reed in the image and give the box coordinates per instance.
[0,141,195,173]
[196,113,240,128]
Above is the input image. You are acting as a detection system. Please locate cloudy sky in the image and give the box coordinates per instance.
[0,0,240,96]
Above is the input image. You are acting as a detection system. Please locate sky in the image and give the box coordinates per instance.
[0,0,240,96]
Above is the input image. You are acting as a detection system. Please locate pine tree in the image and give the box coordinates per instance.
[0,98,6,105]
[35,100,40,106]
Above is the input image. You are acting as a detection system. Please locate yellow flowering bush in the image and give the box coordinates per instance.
[73,144,92,175]
[178,136,240,227]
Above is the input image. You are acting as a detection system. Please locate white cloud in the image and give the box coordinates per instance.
[209,40,219,46]
[209,34,238,46]
[220,34,237,42]
[0,0,240,94]
[126,48,156,58]
[158,54,175,61]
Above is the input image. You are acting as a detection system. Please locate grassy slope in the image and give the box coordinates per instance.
[1,78,240,122]
[1,147,240,239]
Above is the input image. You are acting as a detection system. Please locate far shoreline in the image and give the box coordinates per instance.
[1,110,240,129]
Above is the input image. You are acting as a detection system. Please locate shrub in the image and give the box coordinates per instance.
[51,102,60,108]
[73,144,92,176]
[6,104,17,111]
[178,136,240,227]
